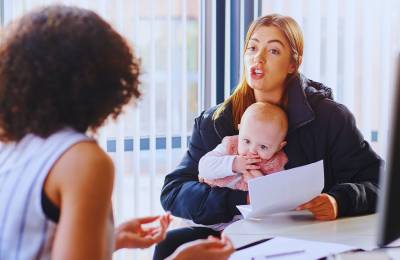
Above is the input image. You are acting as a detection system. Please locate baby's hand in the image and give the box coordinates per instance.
[243,169,264,182]
[232,154,261,173]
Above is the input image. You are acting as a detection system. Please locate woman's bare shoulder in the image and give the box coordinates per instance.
[45,141,114,207]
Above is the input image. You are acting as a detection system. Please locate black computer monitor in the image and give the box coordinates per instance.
[377,55,400,247]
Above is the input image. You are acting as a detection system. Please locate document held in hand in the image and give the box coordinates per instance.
[237,160,324,219]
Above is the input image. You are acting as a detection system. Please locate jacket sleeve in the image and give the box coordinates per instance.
[160,110,247,225]
[325,104,381,217]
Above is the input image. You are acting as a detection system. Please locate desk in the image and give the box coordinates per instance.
[224,211,400,258]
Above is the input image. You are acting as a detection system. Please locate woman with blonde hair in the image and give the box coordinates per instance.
[157,14,381,259]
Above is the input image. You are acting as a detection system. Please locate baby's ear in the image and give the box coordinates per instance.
[279,141,287,150]
[237,124,241,130]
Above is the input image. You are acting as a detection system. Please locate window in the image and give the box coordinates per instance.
[258,0,400,158]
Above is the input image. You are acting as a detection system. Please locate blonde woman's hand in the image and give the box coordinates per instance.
[114,213,172,250]
[168,235,234,260]
[296,193,338,220]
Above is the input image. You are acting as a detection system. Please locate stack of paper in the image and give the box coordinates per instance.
[237,160,324,219]
[230,237,358,260]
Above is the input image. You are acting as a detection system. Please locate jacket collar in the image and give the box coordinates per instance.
[285,74,315,132]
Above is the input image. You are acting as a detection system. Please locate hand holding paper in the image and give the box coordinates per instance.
[296,193,338,220]
[237,160,324,219]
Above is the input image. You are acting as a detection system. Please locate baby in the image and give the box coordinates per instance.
[199,102,288,191]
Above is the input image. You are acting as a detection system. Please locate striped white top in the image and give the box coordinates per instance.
[0,128,114,259]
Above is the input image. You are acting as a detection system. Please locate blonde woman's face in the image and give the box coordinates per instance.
[244,26,295,94]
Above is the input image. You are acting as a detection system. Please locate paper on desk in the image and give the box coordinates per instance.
[229,236,357,260]
[237,160,324,219]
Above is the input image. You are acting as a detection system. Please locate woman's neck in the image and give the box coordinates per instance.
[254,88,285,106]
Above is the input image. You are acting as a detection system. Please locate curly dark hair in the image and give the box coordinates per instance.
[0,5,141,142]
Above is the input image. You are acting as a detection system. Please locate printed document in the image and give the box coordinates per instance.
[237,160,324,219]
[230,236,357,260]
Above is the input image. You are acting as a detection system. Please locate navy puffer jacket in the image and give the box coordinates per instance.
[160,74,381,225]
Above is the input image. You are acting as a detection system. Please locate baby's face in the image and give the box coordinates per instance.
[237,120,284,160]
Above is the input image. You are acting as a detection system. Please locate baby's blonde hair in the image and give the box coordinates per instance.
[240,102,288,139]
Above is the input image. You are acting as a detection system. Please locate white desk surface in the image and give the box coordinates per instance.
[223,211,400,256]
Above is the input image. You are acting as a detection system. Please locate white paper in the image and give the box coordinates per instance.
[237,160,324,219]
[230,236,357,260]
